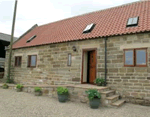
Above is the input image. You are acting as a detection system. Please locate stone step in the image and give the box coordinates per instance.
[106,95,119,103]
[111,99,125,107]
[106,95,119,100]
[98,87,110,93]
[101,90,115,98]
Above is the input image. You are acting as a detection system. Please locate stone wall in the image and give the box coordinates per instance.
[4,38,105,85]
[0,84,109,106]
[4,32,150,105]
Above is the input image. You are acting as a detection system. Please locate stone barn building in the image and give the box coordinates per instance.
[4,1,150,104]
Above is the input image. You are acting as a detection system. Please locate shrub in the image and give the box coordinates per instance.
[85,89,101,100]
[57,87,68,95]
[3,83,9,88]
[94,78,105,84]
[34,87,42,92]
[16,84,23,89]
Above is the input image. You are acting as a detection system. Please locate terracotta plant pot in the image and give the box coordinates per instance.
[89,98,100,109]
[35,91,42,96]
[57,93,68,103]
[16,88,22,92]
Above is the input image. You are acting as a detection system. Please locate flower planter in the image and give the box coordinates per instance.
[16,88,22,92]
[89,98,100,109]
[16,84,24,91]
[57,87,69,103]
[35,91,42,96]
[57,93,68,103]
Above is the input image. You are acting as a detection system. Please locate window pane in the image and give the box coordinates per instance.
[15,57,21,66]
[136,50,146,65]
[15,57,18,66]
[18,57,21,66]
[17,57,19,66]
[84,23,94,32]
[125,50,133,65]
[31,56,36,66]
[132,17,138,25]
[127,18,133,25]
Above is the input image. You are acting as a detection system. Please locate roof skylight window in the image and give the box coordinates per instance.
[83,23,95,33]
[127,17,139,27]
[26,35,36,43]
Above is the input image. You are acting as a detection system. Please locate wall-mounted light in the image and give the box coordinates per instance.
[72,46,76,51]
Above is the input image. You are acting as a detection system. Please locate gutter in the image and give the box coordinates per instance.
[104,37,108,86]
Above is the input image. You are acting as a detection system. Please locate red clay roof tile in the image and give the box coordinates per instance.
[13,1,150,49]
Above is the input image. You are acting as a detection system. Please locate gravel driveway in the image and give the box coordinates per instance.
[0,88,150,117]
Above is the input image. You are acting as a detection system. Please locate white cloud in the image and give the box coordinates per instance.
[0,0,138,37]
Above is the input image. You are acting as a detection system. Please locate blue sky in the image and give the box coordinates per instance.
[0,0,139,37]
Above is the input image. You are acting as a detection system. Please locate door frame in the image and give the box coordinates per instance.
[81,48,97,84]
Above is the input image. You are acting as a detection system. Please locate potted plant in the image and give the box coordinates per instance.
[16,84,24,92]
[34,87,42,96]
[2,83,9,89]
[85,89,101,109]
[57,87,69,103]
[94,78,105,86]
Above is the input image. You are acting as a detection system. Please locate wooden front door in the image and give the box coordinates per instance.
[89,50,96,83]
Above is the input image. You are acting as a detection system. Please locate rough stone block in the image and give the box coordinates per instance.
[119,68,126,73]
[127,68,135,72]
[142,83,150,86]
[136,99,144,105]
[122,77,131,79]
[107,43,114,47]
[50,44,56,48]
[129,80,138,83]
[135,68,147,72]
[117,55,123,59]
[43,89,49,95]
[80,96,88,103]
[145,86,150,90]
[108,68,118,72]
[97,68,105,72]
[72,78,80,81]
[23,87,28,92]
